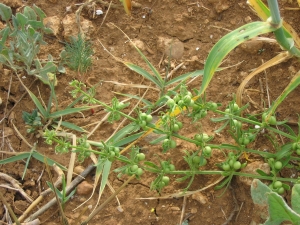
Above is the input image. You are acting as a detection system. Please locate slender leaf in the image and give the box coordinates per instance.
[27,90,48,118]
[49,106,91,118]
[32,151,67,170]
[268,72,300,118]
[200,21,277,95]
[107,123,140,144]
[54,121,87,133]
[0,152,30,164]
[114,132,144,147]
[125,62,163,89]
[16,13,28,27]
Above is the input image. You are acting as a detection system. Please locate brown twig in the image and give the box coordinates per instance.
[0,172,33,203]
[24,165,95,222]
[0,191,20,225]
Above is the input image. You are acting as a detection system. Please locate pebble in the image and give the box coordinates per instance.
[164,41,184,60]
[192,192,208,205]
[43,16,61,37]
[74,165,85,175]
[76,181,94,195]
[238,161,270,186]
[240,40,264,54]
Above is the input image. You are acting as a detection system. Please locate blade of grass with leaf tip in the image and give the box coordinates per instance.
[107,123,140,144]
[199,21,277,96]
[113,92,152,106]
[124,62,163,89]
[32,151,67,170]
[114,132,144,147]
[54,121,86,132]
[49,106,92,118]
[0,152,31,164]
[267,71,300,118]
[26,89,48,118]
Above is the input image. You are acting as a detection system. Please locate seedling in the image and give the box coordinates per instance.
[62,34,93,75]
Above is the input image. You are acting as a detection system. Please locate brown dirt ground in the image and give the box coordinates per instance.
[1,0,300,224]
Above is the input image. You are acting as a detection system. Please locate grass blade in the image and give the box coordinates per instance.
[267,71,300,117]
[0,152,30,164]
[54,121,87,132]
[49,106,91,118]
[124,62,163,89]
[32,151,67,171]
[27,89,48,118]
[199,21,276,96]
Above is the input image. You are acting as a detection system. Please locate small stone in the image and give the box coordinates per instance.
[192,192,208,205]
[240,40,264,54]
[62,14,94,41]
[74,166,85,175]
[170,206,181,211]
[131,39,146,51]
[191,207,197,213]
[23,180,35,188]
[215,1,230,13]
[164,41,184,60]
[244,16,252,23]
[76,181,94,195]
[43,16,61,36]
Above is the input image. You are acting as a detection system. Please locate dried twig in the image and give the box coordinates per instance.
[0,172,33,203]
[24,165,95,222]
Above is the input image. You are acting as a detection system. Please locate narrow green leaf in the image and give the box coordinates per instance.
[54,121,87,133]
[32,151,67,171]
[292,184,300,215]
[149,135,167,145]
[26,90,48,118]
[268,72,300,117]
[113,92,152,106]
[114,132,144,147]
[107,123,140,144]
[125,62,163,89]
[99,160,111,195]
[0,27,10,52]
[131,45,164,86]
[0,153,30,165]
[0,3,12,22]
[22,150,34,180]
[200,21,277,95]
[49,106,91,118]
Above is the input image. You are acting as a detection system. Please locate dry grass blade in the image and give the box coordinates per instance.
[137,176,225,200]
[0,190,20,225]
[236,51,292,107]
[101,80,158,91]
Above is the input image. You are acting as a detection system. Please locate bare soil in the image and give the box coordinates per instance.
[1,0,300,225]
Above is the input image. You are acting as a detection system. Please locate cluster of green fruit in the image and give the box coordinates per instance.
[221,152,246,171]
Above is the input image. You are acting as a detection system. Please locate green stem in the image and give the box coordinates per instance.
[267,0,300,57]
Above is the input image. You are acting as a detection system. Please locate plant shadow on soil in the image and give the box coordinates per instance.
[1,0,300,224]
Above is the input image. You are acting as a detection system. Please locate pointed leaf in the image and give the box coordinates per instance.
[49,106,91,118]
[23,6,37,21]
[199,21,276,96]
[32,151,67,171]
[32,4,46,20]
[0,152,30,165]
[26,90,48,118]
[124,62,163,89]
